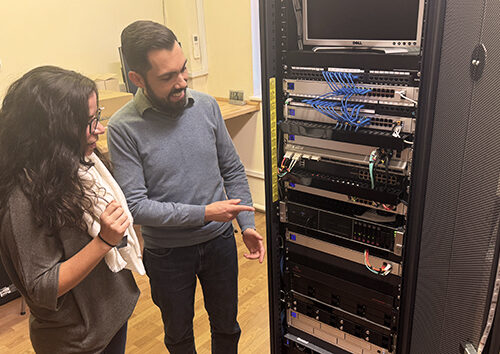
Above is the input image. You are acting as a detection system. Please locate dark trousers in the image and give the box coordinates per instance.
[143,227,241,354]
[101,322,128,354]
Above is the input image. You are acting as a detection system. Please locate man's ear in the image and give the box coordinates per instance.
[128,71,146,89]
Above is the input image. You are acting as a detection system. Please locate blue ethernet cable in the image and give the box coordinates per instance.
[315,102,337,121]
[322,71,339,92]
[354,104,370,127]
[315,101,334,120]
[328,102,344,121]
[324,72,340,93]
[303,70,373,129]
[330,72,349,95]
[321,100,341,119]
[305,96,337,121]
[341,91,354,120]
[336,72,347,89]
[321,101,344,123]
[354,104,363,119]
[334,73,347,95]
[351,104,363,130]
[346,73,357,88]
[343,72,355,90]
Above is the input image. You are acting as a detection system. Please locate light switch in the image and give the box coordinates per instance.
[192,34,201,59]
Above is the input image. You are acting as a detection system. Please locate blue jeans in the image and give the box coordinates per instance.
[143,227,241,354]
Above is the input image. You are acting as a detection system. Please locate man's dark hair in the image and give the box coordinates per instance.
[0,66,101,233]
[121,20,178,77]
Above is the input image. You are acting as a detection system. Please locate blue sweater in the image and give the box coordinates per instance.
[107,88,254,248]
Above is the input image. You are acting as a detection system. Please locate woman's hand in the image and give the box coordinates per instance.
[57,201,130,296]
[98,200,130,247]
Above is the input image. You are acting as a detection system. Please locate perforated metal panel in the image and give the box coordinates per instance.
[410,0,500,353]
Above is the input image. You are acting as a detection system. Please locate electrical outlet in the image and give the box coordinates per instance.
[192,34,201,59]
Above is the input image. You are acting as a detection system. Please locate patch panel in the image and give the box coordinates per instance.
[286,66,420,87]
[284,79,419,107]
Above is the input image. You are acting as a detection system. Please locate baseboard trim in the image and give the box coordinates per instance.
[253,203,265,212]
[246,169,265,180]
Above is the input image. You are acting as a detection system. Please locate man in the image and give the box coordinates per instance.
[107,20,266,354]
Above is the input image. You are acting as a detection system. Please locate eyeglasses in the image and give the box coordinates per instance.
[88,108,102,135]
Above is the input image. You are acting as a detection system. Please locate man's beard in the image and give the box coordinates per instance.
[145,80,187,115]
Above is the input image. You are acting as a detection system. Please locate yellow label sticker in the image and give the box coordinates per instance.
[270,77,278,202]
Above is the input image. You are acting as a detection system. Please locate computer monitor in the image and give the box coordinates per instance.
[302,0,425,52]
[118,47,138,94]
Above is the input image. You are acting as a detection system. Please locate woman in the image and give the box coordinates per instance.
[0,66,144,353]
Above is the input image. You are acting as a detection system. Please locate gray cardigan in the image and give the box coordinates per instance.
[0,188,139,354]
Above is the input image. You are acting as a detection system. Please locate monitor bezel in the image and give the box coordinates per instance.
[302,0,425,50]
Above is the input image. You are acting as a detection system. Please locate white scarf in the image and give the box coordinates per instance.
[79,153,145,275]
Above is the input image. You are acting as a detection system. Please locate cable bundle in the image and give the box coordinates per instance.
[364,249,392,276]
[369,148,393,190]
[302,71,372,129]
[348,196,397,212]
[278,153,301,178]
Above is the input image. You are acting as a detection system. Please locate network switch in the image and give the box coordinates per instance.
[284,103,416,134]
[285,182,407,216]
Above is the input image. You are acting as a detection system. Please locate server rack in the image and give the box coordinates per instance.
[260,0,500,353]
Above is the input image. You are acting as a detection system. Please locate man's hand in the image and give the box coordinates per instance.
[242,228,266,263]
[205,199,255,222]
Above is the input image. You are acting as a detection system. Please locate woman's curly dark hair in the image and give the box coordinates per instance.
[0,66,102,233]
